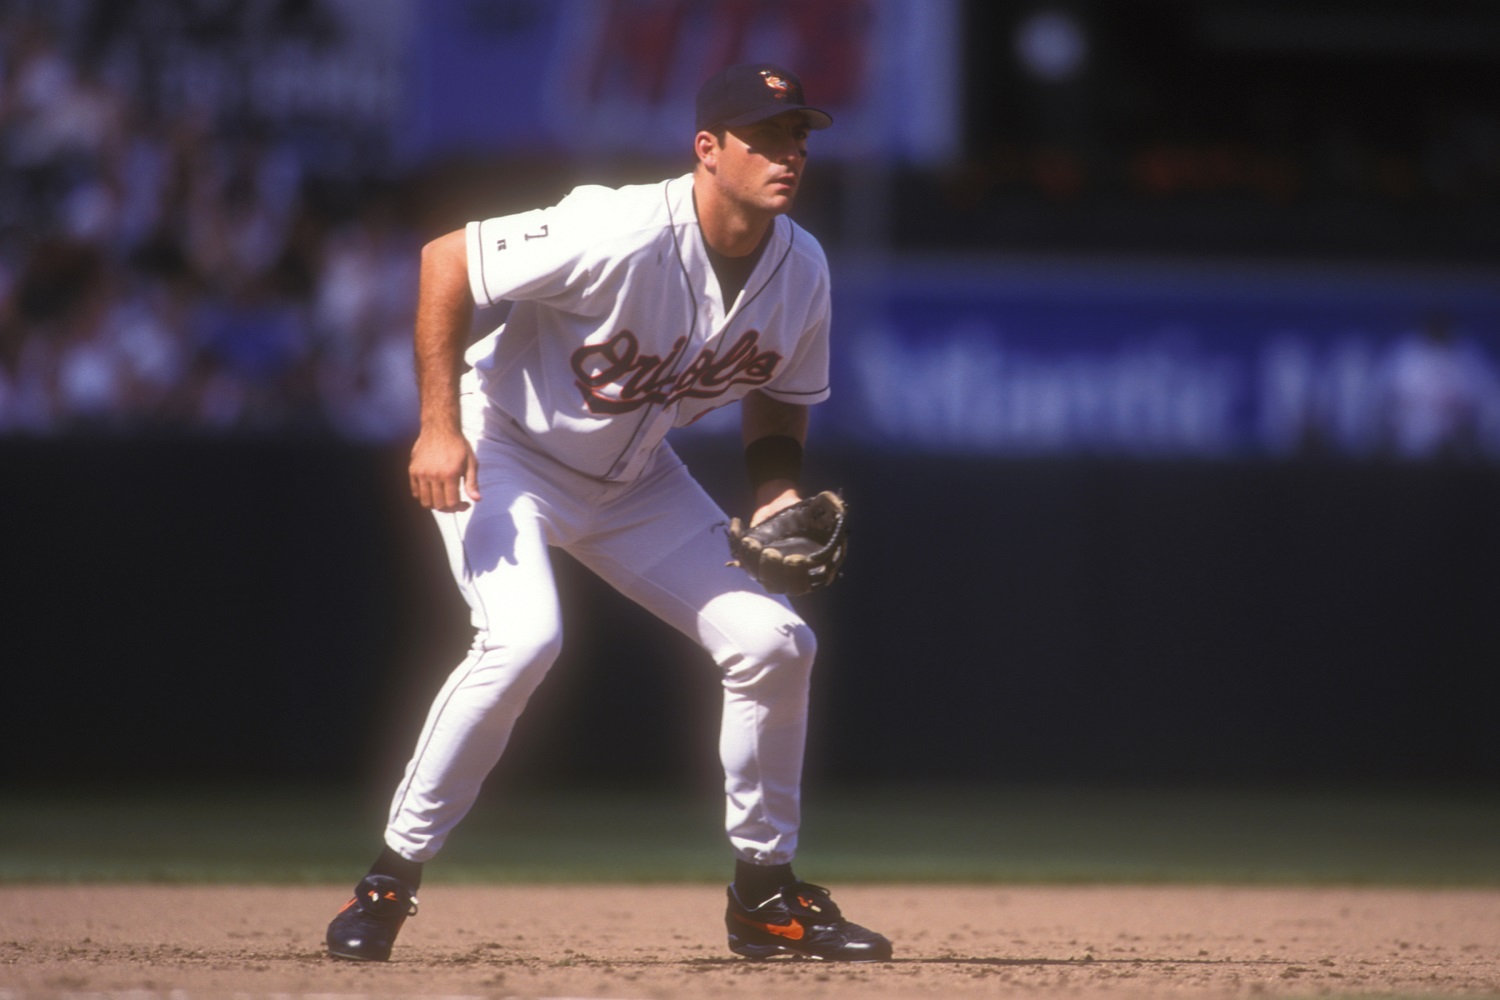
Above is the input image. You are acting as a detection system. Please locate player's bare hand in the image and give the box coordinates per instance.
[409,426,481,512]
[749,482,801,527]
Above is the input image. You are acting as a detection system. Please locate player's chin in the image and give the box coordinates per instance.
[764,187,798,213]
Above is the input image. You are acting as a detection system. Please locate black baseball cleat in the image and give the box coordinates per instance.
[326,874,418,961]
[726,881,893,961]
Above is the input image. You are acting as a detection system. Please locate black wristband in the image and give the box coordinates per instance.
[745,434,803,489]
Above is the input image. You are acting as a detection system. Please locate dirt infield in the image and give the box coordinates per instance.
[3,884,1498,999]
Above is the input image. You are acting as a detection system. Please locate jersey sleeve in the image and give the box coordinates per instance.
[466,208,572,308]
[465,186,618,310]
[760,277,832,406]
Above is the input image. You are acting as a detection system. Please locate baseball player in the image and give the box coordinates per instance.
[325,63,891,963]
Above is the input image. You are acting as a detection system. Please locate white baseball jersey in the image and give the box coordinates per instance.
[462,173,832,481]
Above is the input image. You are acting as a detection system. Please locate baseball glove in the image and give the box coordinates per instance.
[727,490,849,596]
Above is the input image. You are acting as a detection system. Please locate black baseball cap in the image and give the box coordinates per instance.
[695,63,833,132]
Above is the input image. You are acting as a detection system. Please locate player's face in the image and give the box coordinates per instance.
[715,112,811,215]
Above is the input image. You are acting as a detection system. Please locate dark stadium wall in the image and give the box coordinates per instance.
[6,438,1497,791]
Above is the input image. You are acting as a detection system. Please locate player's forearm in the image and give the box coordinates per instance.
[742,392,809,519]
[413,230,475,433]
[741,391,808,446]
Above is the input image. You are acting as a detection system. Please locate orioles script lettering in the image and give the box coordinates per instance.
[571,329,783,414]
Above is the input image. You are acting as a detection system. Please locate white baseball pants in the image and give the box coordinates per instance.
[383,416,815,867]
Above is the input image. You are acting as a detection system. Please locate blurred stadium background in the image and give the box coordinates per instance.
[3,0,1497,820]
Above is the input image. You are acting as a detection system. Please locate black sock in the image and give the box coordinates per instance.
[734,859,794,906]
[369,845,423,890]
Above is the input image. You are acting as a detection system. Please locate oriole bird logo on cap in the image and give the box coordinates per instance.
[760,71,793,99]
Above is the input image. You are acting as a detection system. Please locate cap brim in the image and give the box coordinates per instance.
[719,105,834,131]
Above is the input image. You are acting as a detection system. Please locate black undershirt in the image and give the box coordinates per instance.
[703,225,772,308]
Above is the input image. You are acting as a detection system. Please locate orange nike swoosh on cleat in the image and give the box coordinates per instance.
[337,898,356,914]
[732,912,805,940]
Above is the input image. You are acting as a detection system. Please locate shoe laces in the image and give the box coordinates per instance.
[779,881,843,922]
[356,876,419,918]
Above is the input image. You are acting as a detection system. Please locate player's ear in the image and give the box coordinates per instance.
[694,130,720,169]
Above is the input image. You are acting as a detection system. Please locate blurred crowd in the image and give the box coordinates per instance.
[1,0,1494,456]
[0,2,421,440]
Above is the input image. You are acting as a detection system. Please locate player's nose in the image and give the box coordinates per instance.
[768,133,804,162]
[776,144,805,166]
